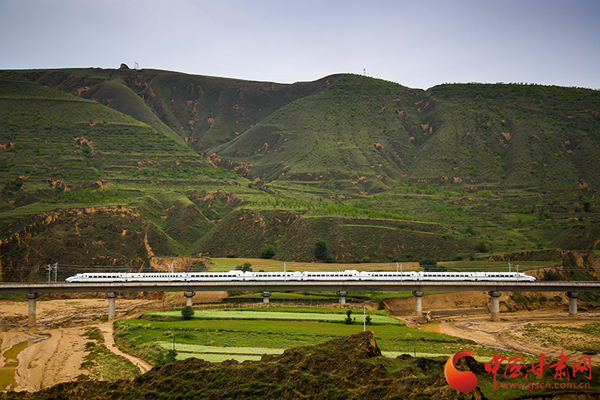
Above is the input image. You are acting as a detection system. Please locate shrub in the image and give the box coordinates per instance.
[542,270,562,281]
[181,306,194,320]
[236,262,252,272]
[344,310,354,325]
[314,240,330,261]
[156,349,177,366]
[260,245,276,259]
[475,241,489,253]
[583,201,591,212]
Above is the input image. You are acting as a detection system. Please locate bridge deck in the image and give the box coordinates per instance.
[1,280,599,294]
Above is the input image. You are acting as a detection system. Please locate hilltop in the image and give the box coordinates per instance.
[0,67,599,275]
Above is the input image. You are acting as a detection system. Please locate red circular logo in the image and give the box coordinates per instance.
[445,350,479,393]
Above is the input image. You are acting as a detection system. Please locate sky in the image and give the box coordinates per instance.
[1,0,599,90]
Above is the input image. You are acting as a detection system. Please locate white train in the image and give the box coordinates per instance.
[65,270,536,283]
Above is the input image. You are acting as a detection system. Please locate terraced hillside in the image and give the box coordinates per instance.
[0,68,599,275]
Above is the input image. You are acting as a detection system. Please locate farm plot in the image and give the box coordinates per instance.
[115,308,519,366]
[148,310,401,324]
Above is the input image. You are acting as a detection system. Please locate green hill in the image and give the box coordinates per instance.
[0,67,599,276]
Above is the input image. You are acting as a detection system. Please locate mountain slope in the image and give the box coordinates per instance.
[0,68,599,271]
[211,74,427,191]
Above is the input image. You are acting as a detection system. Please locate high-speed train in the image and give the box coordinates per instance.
[65,270,536,283]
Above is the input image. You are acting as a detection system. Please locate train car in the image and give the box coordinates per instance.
[66,273,129,283]
[417,272,482,281]
[242,271,302,281]
[183,271,244,281]
[414,272,535,281]
[66,270,244,283]
[359,271,420,281]
[476,272,535,282]
[302,270,360,281]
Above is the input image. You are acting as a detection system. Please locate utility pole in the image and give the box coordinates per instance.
[46,263,58,282]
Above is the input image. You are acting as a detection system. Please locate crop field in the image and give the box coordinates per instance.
[148,310,401,324]
[441,260,558,271]
[157,342,446,363]
[207,258,421,272]
[114,307,526,366]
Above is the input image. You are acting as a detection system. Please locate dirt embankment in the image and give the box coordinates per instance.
[0,291,227,392]
[382,290,580,317]
[383,287,600,368]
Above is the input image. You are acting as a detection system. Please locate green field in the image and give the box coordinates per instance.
[147,310,401,324]
[114,308,524,367]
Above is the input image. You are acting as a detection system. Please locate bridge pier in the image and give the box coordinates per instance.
[337,291,347,305]
[262,291,271,304]
[184,291,195,307]
[489,291,501,322]
[107,292,117,320]
[567,292,579,319]
[412,290,424,316]
[27,293,39,327]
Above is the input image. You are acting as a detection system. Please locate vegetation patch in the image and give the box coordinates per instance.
[521,323,600,354]
[4,331,598,400]
[79,327,140,382]
[146,310,401,324]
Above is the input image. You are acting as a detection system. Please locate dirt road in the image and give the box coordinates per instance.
[97,322,152,374]
[0,292,229,392]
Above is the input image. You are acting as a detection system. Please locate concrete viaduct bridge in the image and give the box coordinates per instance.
[2,280,600,326]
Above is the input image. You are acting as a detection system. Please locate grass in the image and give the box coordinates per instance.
[159,343,285,355]
[441,260,558,271]
[207,258,421,272]
[213,307,389,315]
[115,308,527,367]
[175,353,263,363]
[159,343,455,363]
[80,327,140,381]
[521,323,600,354]
[147,310,401,324]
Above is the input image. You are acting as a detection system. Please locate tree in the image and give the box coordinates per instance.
[542,270,562,281]
[583,201,591,213]
[475,241,489,253]
[314,240,330,261]
[344,310,355,325]
[236,262,252,272]
[156,349,177,366]
[260,245,276,259]
[181,306,194,320]
[365,315,372,325]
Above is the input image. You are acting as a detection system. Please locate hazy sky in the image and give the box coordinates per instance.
[1,0,599,89]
